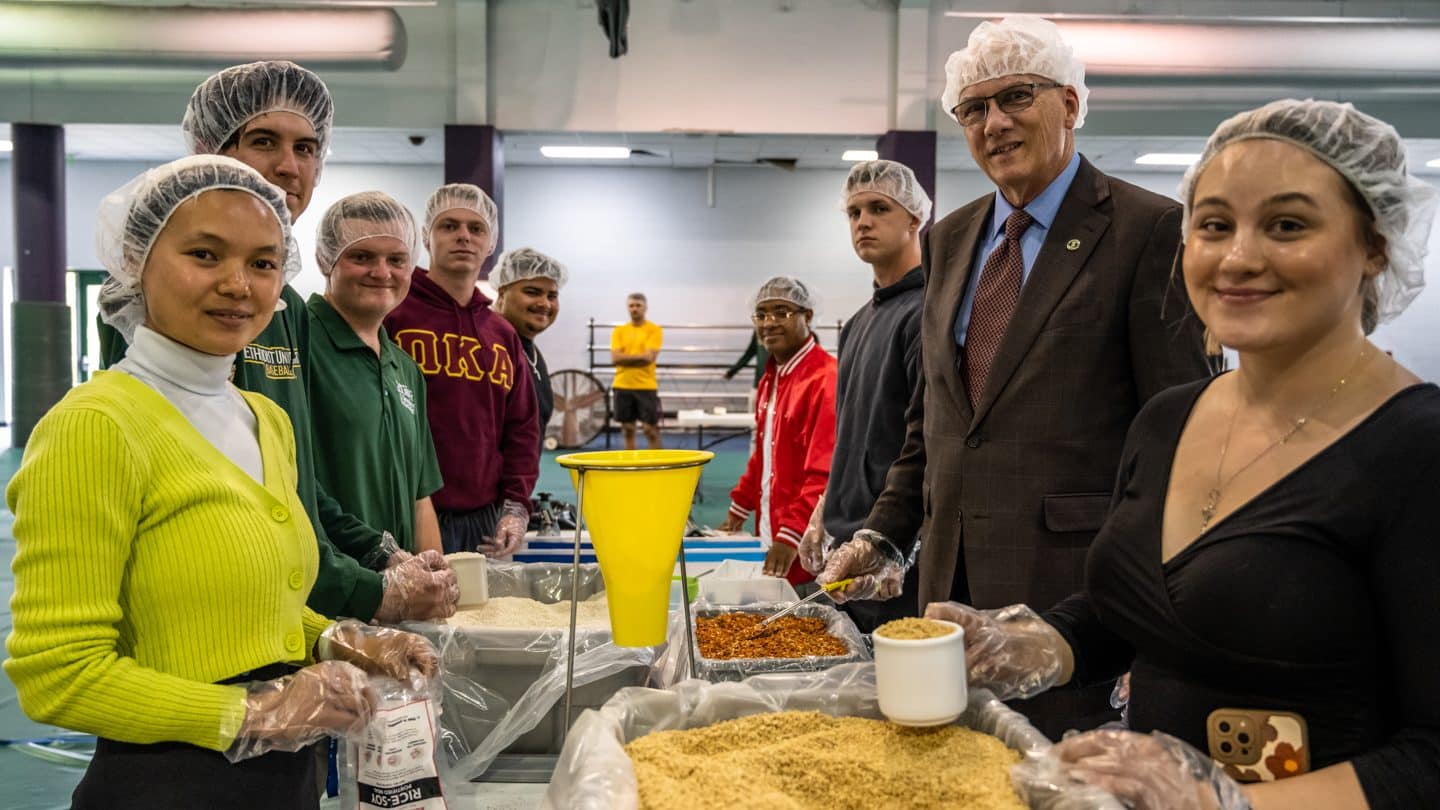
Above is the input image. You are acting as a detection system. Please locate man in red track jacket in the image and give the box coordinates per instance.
[720,277,837,586]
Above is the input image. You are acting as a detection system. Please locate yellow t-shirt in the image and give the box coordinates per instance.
[611,320,663,390]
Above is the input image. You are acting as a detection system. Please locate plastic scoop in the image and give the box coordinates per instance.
[757,579,853,627]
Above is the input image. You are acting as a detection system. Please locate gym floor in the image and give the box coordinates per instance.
[0,431,753,809]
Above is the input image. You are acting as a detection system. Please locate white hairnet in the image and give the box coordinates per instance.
[423,183,498,241]
[95,155,299,341]
[841,160,933,223]
[751,276,817,312]
[492,247,568,290]
[1180,98,1440,326]
[181,60,333,170]
[941,15,1089,129]
[315,191,420,275]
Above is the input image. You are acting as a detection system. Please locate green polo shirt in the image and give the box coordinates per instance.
[99,286,388,620]
[306,294,443,553]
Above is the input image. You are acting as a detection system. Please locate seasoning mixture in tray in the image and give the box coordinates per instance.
[625,710,1027,810]
[695,612,848,660]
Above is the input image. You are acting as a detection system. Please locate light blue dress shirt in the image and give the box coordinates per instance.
[953,152,1082,348]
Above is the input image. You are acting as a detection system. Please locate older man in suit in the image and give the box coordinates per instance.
[819,16,1211,737]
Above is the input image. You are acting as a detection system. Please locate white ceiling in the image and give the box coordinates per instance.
[5,123,1440,175]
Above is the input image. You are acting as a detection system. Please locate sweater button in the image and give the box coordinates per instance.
[271,505,290,522]
[288,570,305,590]
[966,437,981,449]
[284,632,302,653]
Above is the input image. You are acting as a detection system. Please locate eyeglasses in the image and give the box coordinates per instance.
[952,82,1062,128]
[751,309,801,325]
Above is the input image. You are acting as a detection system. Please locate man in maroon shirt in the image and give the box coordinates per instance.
[384,184,540,556]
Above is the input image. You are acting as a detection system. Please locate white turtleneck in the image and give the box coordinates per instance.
[113,325,264,483]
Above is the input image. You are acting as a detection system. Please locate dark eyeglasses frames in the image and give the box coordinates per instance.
[952,82,1062,127]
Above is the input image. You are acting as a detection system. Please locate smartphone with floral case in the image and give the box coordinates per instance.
[1206,708,1310,782]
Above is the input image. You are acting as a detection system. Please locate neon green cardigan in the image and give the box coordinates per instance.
[4,371,333,751]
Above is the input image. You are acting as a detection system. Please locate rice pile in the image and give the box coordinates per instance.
[445,594,610,629]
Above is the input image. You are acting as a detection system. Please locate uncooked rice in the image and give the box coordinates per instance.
[875,617,957,640]
[625,710,1026,810]
[445,594,610,629]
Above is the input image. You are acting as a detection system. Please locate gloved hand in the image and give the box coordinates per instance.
[763,540,798,578]
[923,602,1067,701]
[797,496,831,574]
[373,553,459,623]
[816,530,905,603]
[226,660,376,763]
[1012,729,1251,810]
[481,499,528,557]
[318,619,441,683]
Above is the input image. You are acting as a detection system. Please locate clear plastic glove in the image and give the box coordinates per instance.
[481,499,528,557]
[797,496,831,575]
[923,602,1067,702]
[815,530,905,602]
[763,540,799,578]
[318,619,441,683]
[225,660,376,763]
[373,553,459,623]
[1012,729,1251,810]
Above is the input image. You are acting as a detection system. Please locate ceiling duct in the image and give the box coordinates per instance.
[0,3,406,69]
[1053,19,1440,86]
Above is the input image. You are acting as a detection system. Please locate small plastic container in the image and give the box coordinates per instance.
[872,619,966,726]
[446,552,489,609]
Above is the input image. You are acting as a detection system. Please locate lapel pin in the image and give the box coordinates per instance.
[1066,239,1081,251]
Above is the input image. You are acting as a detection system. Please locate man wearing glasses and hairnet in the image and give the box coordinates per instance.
[97,61,457,625]
[719,277,837,587]
[817,16,1210,736]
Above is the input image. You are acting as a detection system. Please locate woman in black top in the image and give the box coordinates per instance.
[930,99,1440,810]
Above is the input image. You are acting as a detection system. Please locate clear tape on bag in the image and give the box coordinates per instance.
[542,662,1125,810]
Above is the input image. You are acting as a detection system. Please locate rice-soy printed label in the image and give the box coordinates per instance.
[354,695,447,810]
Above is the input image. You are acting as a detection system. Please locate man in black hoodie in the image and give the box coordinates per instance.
[491,248,567,454]
[798,160,931,633]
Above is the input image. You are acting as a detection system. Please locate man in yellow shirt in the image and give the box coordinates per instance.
[610,292,663,449]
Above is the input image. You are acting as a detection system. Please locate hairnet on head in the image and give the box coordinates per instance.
[492,247,568,290]
[842,160,933,223]
[751,276,818,312]
[1179,98,1440,326]
[315,191,421,275]
[940,15,1089,129]
[182,60,333,166]
[95,154,299,341]
[423,183,498,240]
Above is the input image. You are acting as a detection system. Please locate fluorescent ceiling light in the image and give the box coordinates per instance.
[0,139,11,152]
[1135,152,1201,167]
[1427,158,1440,168]
[842,149,878,161]
[540,146,631,160]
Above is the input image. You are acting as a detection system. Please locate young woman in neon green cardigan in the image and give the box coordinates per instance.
[5,156,438,810]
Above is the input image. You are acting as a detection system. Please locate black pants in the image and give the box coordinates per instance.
[438,502,502,554]
[71,664,320,810]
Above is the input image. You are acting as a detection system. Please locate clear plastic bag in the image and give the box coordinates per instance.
[542,662,1124,810]
[650,599,870,687]
[403,562,655,782]
[338,675,448,810]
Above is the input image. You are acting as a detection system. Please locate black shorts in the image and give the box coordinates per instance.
[613,388,660,426]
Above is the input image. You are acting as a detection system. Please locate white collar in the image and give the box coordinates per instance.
[121,325,236,396]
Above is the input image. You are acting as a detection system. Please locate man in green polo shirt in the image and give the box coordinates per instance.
[307,192,444,556]
[96,61,455,623]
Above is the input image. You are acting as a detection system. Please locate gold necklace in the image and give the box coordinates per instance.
[1199,348,1369,531]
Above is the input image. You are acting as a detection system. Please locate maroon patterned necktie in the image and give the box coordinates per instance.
[964,208,1034,409]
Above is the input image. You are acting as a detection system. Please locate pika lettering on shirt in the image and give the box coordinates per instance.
[394,379,418,415]
[241,343,302,380]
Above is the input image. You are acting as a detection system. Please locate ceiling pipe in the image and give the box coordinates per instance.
[0,3,406,69]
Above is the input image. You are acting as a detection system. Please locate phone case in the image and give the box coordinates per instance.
[1206,708,1310,782]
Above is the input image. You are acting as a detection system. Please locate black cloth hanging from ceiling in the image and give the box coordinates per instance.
[597,0,628,58]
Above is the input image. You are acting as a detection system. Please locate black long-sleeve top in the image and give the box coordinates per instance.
[1045,378,1440,809]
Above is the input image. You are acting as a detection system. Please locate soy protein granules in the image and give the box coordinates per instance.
[695,613,848,660]
[875,617,957,640]
[625,710,1026,810]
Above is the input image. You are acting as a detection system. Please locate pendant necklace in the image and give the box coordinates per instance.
[1200,348,1369,531]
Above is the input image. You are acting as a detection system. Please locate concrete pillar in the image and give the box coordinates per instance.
[443,124,504,280]
[10,123,71,447]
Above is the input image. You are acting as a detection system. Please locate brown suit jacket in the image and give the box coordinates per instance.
[864,156,1211,735]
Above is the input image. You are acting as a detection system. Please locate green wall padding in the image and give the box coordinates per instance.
[11,301,73,448]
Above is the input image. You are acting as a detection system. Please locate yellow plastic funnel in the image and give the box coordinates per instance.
[556,449,713,646]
